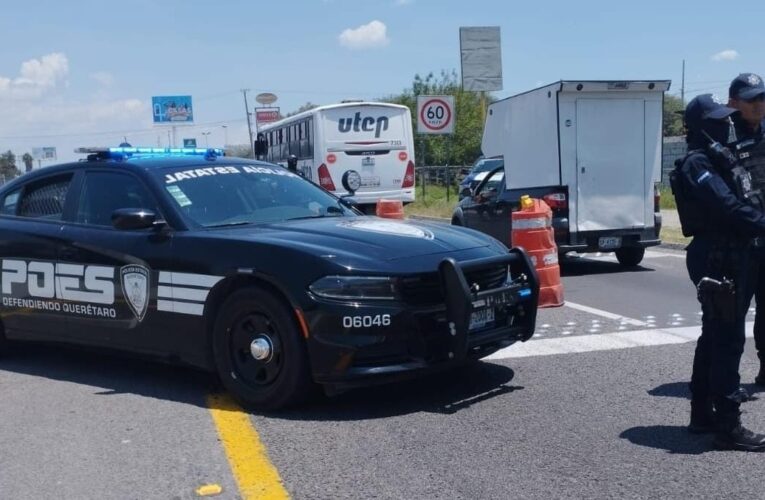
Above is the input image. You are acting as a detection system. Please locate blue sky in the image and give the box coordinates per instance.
[1,0,764,163]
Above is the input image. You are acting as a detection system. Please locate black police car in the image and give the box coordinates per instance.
[0,147,538,409]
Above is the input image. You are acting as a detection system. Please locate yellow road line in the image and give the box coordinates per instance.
[206,393,289,499]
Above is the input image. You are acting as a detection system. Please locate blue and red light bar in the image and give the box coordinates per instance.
[75,147,224,158]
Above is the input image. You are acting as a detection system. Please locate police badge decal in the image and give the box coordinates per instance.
[120,265,150,321]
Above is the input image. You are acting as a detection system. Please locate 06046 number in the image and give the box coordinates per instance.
[342,314,391,328]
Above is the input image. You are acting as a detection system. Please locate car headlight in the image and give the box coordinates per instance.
[309,275,397,301]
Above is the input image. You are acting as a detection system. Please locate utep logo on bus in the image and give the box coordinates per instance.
[337,113,389,138]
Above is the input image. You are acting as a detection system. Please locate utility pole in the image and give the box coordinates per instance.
[242,89,255,158]
[681,59,686,105]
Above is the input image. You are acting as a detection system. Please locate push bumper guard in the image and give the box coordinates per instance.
[439,247,539,362]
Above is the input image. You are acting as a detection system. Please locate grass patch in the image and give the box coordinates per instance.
[660,226,690,247]
[404,185,459,219]
[659,185,676,210]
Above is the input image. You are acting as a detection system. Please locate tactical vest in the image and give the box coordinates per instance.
[670,146,760,237]
[731,133,765,211]
[669,151,706,237]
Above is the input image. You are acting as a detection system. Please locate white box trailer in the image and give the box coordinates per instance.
[481,80,670,265]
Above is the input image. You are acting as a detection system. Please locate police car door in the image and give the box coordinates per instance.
[58,169,172,349]
[0,173,74,338]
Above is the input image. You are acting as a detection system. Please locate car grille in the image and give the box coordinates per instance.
[397,265,508,306]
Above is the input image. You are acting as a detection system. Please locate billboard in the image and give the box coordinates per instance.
[256,108,280,125]
[459,27,503,92]
[152,95,194,124]
[32,147,57,161]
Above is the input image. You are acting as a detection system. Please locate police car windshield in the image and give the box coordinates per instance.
[156,164,355,227]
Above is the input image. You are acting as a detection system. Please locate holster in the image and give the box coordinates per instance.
[697,276,737,323]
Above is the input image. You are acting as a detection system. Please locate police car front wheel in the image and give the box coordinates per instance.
[212,286,313,410]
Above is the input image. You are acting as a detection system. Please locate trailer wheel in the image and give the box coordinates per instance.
[615,247,645,267]
[212,286,313,411]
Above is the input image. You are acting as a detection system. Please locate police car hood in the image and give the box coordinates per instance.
[219,217,498,261]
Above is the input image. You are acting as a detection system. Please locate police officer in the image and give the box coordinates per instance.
[727,73,765,387]
[673,94,765,451]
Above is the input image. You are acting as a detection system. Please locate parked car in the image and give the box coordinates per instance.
[0,146,539,410]
[458,158,504,199]
[451,162,661,267]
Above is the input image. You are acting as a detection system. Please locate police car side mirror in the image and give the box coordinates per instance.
[112,208,163,230]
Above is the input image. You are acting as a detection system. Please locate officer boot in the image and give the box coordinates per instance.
[713,400,765,452]
[687,398,716,434]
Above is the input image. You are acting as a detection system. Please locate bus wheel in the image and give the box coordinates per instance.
[212,287,313,411]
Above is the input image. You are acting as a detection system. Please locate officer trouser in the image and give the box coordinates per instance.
[686,236,757,420]
[753,250,765,363]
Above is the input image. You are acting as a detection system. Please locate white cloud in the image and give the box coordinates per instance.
[90,71,115,87]
[339,20,390,50]
[0,52,69,99]
[711,49,739,62]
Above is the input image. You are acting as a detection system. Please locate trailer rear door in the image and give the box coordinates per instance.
[575,98,646,231]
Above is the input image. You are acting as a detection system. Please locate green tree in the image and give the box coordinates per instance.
[226,144,253,159]
[22,153,34,173]
[0,151,20,182]
[286,102,319,118]
[664,94,685,137]
[381,70,490,166]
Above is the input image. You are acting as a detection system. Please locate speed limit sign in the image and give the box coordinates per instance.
[417,95,455,134]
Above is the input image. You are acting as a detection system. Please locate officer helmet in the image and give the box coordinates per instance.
[684,94,738,146]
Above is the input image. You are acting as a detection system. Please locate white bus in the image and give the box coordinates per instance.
[256,101,415,211]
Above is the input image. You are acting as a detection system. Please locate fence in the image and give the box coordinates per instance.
[414,166,468,201]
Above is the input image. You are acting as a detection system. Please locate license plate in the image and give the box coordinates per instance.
[361,176,380,187]
[469,308,495,331]
[362,157,375,167]
[598,236,622,250]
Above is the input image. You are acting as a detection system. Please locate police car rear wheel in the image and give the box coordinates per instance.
[213,287,312,410]
[615,247,645,267]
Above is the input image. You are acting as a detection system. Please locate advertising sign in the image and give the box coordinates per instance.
[460,26,503,92]
[183,138,197,148]
[256,108,281,125]
[152,95,194,124]
[256,93,278,106]
[417,96,455,134]
[31,147,57,161]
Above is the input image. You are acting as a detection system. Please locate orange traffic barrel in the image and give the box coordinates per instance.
[512,195,564,308]
[376,199,405,219]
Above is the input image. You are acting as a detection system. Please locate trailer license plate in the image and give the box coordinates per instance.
[469,308,494,331]
[598,236,622,250]
[362,157,375,167]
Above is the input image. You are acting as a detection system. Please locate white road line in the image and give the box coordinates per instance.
[564,301,648,326]
[487,322,754,360]
[569,250,684,261]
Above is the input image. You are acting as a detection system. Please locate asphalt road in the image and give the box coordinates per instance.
[2,247,764,499]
